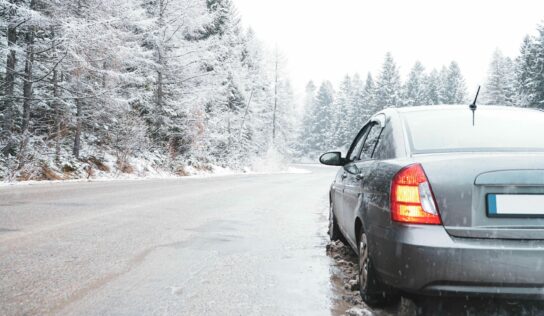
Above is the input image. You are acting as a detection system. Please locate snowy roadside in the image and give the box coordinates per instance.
[1,146,316,187]
[0,164,311,187]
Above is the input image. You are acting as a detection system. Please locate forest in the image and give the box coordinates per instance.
[0,0,297,180]
[299,27,544,157]
[1,0,544,180]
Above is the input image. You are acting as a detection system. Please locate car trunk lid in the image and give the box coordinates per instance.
[418,153,544,240]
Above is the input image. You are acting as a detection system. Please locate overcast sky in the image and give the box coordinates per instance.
[233,0,544,99]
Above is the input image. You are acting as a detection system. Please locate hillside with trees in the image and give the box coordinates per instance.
[0,0,296,180]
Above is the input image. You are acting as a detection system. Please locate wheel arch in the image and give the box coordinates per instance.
[354,216,363,249]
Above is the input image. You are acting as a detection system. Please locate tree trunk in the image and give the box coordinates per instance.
[272,52,279,143]
[154,0,165,135]
[72,0,83,159]
[22,23,35,134]
[2,15,18,135]
[73,98,82,159]
[156,0,165,113]
[157,67,163,109]
[49,27,62,162]
[239,90,253,137]
[53,67,62,162]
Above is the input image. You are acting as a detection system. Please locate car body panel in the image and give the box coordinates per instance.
[416,153,544,239]
[370,222,544,297]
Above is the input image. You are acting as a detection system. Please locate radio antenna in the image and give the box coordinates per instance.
[469,86,480,126]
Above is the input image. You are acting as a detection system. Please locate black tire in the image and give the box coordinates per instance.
[328,203,346,243]
[358,231,400,307]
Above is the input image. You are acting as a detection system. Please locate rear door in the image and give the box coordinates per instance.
[343,116,385,244]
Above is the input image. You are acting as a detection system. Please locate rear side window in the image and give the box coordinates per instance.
[348,126,369,161]
[360,123,383,160]
[403,108,544,153]
[373,123,395,160]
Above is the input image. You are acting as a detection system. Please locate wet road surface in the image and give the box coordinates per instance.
[0,165,348,315]
[2,165,544,315]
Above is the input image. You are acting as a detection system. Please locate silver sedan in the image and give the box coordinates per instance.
[320,105,544,306]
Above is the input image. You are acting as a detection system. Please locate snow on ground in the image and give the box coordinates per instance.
[0,148,312,187]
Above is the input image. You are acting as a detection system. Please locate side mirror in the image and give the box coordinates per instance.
[319,151,346,166]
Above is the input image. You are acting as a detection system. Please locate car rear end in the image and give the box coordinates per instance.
[370,106,544,298]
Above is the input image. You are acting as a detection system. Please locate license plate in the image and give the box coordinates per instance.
[487,194,544,217]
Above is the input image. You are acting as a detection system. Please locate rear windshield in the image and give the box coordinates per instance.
[403,108,544,154]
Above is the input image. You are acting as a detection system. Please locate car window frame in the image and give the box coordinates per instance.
[356,114,386,161]
[358,122,384,161]
[345,114,387,163]
[346,122,371,162]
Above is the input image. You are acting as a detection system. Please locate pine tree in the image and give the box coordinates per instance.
[361,72,377,117]
[442,61,467,104]
[404,61,428,106]
[437,66,449,104]
[298,81,317,155]
[502,57,517,105]
[516,36,536,106]
[303,81,317,114]
[425,69,441,105]
[272,79,297,156]
[331,75,353,148]
[484,49,516,105]
[349,73,366,132]
[528,25,544,108]
[309,81,335,152]
[376,52,402,108]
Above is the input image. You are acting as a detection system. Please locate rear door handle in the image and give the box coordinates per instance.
[341,173,348,180]
[355,174,364,181]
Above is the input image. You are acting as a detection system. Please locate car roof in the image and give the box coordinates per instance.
[375,105,544,157]
[382,105,542,115]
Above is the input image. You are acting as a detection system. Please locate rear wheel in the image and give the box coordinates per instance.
[328,203,346,243]
[358,232,400,307]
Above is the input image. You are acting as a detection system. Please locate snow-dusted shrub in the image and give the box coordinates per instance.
[112,113,149,174]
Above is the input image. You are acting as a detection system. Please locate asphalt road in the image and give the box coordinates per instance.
[0,165,353,316]
[5,165,544,316]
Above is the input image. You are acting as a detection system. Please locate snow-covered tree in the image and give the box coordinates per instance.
[360,72,377,116]
[425,69,442,105]
[483,49,516,105]
[298,81,317,155]
[269,48,296,157]
[304,81,335,153]
[403,61,428,106]
[375,52,402,108]
[522,25,544,108]
[350,73,367,131]
[442,61,467,104]
[330,74,353,147]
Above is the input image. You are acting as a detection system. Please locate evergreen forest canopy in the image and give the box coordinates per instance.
[1,0,544,179]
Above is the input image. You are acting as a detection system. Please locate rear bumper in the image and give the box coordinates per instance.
[370,224,544,298]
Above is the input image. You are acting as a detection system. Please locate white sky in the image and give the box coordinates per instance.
[233,0,544,100]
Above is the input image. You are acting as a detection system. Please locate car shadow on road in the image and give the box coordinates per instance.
[326,240,544,316]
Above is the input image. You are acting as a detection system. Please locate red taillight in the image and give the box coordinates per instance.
[391,164,441,225]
